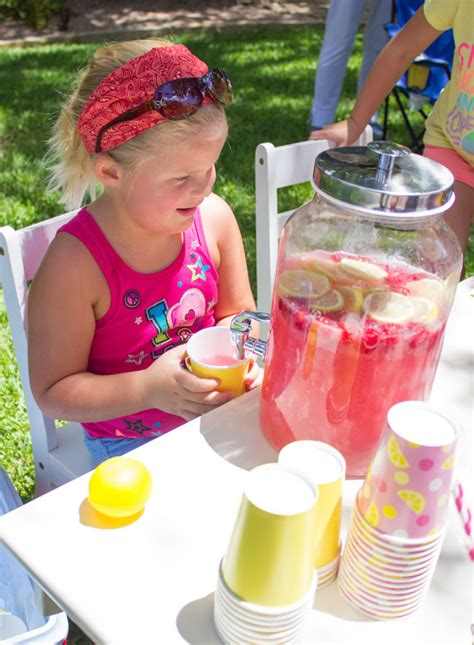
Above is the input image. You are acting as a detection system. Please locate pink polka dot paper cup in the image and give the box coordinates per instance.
[356,401,458,540]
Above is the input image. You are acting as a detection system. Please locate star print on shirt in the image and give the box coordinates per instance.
[187,256,210,282]
[207,297,217,312]
[191,240,199,250]
[125,351,147,365]
[177,280,183,288]
[123,419,152,435]
[134,316,143,325]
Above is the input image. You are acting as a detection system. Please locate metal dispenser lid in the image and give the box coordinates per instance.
[313,141,454,215]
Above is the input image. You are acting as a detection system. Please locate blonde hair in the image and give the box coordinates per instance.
[47,38,228,210]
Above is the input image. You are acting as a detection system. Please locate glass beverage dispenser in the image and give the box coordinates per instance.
[232,142,462,478]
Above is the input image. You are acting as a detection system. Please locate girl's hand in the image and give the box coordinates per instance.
[142,345,233,421]
[244,358,263,391]
[308,116,364,147]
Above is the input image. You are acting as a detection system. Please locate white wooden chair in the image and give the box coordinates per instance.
[255,127,373,312]
[0,211,94,496]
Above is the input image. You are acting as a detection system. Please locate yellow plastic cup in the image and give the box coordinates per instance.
[222,463,318,607]
[185,326,250,396]
[279,441,346,569]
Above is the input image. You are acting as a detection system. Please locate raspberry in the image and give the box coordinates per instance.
[294,309,310,331]
[361,324,380,353]
[408,323,429,348]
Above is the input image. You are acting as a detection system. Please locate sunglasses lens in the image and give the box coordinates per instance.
[154,80,202,119]
[206,69,233,106]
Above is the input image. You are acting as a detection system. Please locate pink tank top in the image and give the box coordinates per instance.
[58,208,218,439]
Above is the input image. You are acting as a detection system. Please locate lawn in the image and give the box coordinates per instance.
[1,26,472,500]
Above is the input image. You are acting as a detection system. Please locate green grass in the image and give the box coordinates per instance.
[0,27,472,501]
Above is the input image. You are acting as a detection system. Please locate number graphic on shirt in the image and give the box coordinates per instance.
[146,300,171,346]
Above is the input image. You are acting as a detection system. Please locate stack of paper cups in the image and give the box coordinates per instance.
[215,463,318,643]
[279,440,346,589]
[338,401,458,619]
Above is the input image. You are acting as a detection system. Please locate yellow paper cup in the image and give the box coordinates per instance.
[278,440,346,569]
[185,326,249,396]
[222,463,318,607]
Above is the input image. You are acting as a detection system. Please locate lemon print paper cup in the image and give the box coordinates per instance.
[357,401,458,540]
[278,440,346,569]
[186,326,249,396]
[222,463,317,607]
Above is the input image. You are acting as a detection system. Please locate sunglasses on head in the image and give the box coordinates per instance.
[95,67,232,153]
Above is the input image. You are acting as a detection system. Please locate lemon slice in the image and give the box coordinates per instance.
[340,257,388,281]
[407,277,445,304]
[363,291,414,323]
[387,435,409,468]
[311,289,344,313]
[278,270,330,300]
[300,251,340,279]
[364,501,380,528]
[339,285,363,313]
[409,296,439,323]
[397,489,426,515]
[441,455,454,470]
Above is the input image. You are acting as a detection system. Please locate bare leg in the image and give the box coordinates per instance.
[443,181,474,278]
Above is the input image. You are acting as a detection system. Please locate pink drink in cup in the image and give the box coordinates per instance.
[260,251,448,477]
[186,327,250,396]
[200,354,241,367]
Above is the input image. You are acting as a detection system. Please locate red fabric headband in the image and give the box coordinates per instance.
[77,44,209,153]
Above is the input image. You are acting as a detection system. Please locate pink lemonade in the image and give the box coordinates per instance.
[260,251,449,478]
[200,354,240,367]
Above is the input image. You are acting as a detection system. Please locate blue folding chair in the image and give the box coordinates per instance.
[382,0,454,151]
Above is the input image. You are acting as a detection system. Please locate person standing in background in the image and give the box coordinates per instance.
[310,1,474,265]
[309,0,392,138]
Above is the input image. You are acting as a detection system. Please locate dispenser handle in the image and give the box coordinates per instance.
[230,310,270,360]
[368,141,409,185]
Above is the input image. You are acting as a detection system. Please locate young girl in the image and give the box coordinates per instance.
[310,0,474,261]
[27,38,260,465]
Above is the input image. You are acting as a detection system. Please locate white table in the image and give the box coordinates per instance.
[1,279,472,644]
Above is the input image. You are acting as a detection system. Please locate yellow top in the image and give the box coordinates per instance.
[423,0,474,166]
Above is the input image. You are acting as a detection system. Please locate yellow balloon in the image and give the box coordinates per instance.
[88,457,152,518]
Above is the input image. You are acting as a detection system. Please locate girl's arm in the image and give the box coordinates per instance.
[310,7,444,146]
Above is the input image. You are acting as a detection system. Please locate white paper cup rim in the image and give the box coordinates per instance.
[215,584,307,626]
[338,573,424,610]
[245,462,318,516]
[350,518,442,558]
[387,400,459,447]
[339,557,430,594]
[338,590,417,620]
[338,578,423,615]
[343,539,437,575]
[349,530,440,566]
[187,326,248,368]
[278,440,346,484]
[214,602,304,637]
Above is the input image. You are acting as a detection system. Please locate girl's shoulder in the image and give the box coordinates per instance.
[200,191,234,223]
[200,192,239,262]
[42,229,101,277]
[200,193,239,244]
[199,192,245,271]
[31,228,107,306]
[200,192,240,240]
